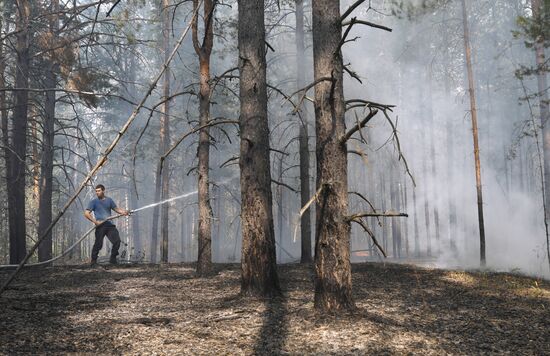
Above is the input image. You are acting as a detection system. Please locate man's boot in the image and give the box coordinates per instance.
[110,256,118,265]
[90,259,98,268]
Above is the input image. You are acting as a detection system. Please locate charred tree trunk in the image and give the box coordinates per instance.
[38,0,58,262]
[238,0,280,296]
[462,0,486,267]
[312,0,354,311]
[7,0,31,264]
[296,0,312,264]
[193,0,215,276]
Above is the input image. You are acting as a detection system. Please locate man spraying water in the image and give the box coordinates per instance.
[84,184,130,266]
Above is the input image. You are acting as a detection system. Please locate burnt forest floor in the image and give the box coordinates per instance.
[1,262,549,355]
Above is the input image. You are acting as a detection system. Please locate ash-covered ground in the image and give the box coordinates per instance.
[1,262,549,355]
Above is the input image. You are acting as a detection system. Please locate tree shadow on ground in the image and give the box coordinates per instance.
[252,295,288,355]
[0,268,129,354]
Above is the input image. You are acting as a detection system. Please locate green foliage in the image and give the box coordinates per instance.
[513,0,550,49]
[513,1,549,81]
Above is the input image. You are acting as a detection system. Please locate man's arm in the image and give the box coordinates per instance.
[84,209,102,226]
[113,207,130,216]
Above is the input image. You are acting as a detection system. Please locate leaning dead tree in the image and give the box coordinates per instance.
[0,4,202,296]
[238,0,280,296]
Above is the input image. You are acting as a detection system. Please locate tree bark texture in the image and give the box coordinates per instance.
[8,0,31,264]
[296,0,312,264]
[312,0,354,311]
[238,0,280,296]
[38,0,59,262]
[193,0,214,276]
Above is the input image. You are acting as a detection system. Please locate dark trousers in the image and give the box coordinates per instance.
[91,224,121,261]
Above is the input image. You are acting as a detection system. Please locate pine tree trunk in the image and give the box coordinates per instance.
[461,0,486,266]
[38,0,58,263]
[444,64,458,253]
[0,1,8,265]
[426,70,440,253]
[238,0,280,296]
[276,155,284,261]
[160,0,171,263]
[412,182,420,257]
[531,0,550,269]
[129,181,141,257]
[194,0,214,276]
[7,0,31,264]
[150,167,161,263]
[312,0,354,311]
[296,0,312,264]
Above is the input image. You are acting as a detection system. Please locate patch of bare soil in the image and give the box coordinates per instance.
[0,262,549,355]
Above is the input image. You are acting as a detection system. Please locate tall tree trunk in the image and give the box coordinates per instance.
[238,0,280,296]
[160,0,171,263]
[0,0,8,264]
[151,0,172,264]
[276,155,284,261]
[129,180,141,256]
[127,51,141,258]
[312,0,354,311]
[296,0,312,263]
[193,0,215,275]
[402,179,409,257]
[31,117,40,202]
[420,92,431,257]
[426,70,440,253]
[380,171,388,253]
[151,167,161,263]
[444,62,458,253]
[462,0,486,267]
[38,0,59,262]
[531,0,550,270]
[412,182,420,257]
[7,0,31,264]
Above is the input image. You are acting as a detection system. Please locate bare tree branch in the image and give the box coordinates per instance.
[350,218,387,258]
[342,19,392,32]
[342,109,378,143]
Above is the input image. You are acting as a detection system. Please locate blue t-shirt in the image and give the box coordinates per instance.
[86,197,117,226]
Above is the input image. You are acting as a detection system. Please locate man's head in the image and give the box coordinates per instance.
[95,184,106,199]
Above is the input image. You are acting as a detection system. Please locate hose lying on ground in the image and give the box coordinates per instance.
[0,214,126,270]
